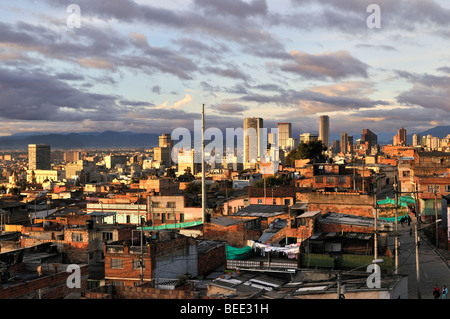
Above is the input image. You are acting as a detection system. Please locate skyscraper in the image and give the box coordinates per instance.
[155,133,173,166]
[319,115,330,149]
[28,144,51,170]
[393,127,407,146]
[348,135,354,154]
[277,123,292,150]
[361,129,378,148]
[244,117,263,164]
[341,132,348,154]
[412,134,420,147]
[398,127,407,146]
[300,133,318,144]
[159,133,173,148]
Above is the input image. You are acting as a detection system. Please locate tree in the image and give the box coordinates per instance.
[254,174,292,188]
[184,181,201,195]
[285,140,327,166]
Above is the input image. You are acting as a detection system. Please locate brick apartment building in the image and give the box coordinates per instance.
[86,195,202,226]
[0,243,89,299]
[203,216,263,248]
[410,151,450,220]
[104,231,225,287]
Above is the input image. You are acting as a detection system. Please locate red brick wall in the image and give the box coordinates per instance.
[84,285,217,299]
[104,246,154,285]
[318,222,374,234]
[0,265,88,299]
[198,244,225,276]
[203,223,262,248]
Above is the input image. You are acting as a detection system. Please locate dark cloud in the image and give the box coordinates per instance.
[355,44,398,51]
[395,70,450,112]
[40,0,282,49]
[240,84,388,115]
[213,103,249,115]
[288,0,450,35]
[152,86,161,94]
[203,64,251,81]
[276,50,369,81]
[0,20,198,80]
[192,0,268,18]
[0,68,143,122]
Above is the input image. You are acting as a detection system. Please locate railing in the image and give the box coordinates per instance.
[129,246,144,254]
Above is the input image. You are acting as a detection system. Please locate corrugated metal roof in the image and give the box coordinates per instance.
[234,204,287,217]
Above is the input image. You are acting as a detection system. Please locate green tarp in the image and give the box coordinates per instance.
[226,245,253,260]
[377,196,416,208]
[379,214,409,222]
[140,220,203,230]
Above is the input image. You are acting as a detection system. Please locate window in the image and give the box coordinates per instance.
[167,202,176,208]
[102,232,113,241]
[111,258,123,269]
[284,199,291,206]
[315,176,324,184]
[112,281,124,287]
[72,233,83,242]
[152,202,160,208]
[257,199,263,204]
[428,185,440,193]
[445,185,450,192]
[326,176,335,184]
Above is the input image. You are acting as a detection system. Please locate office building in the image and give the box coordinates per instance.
[300,133,318,144]
[64,151,81,163]
[104,155,127,169]
[28,144,51,170]
[348,135,354,154]
[393,127,407,146]
[277,123,292,150]
[319,115,330,149]
[361,129,378,148]
[331,140,341,154]
[341,132,348,154]
[243,117,263,164]
[159,134,173,148]
[412,134,420,147]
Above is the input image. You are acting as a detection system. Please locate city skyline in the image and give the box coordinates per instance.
[0,1,449,137]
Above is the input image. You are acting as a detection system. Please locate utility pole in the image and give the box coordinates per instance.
[434,184,439,248]
[373,192,378,260]
[337,271,344,299]
[393,172,399,274]
[138,188,144,285]
[415,223,421,299]
[202,104,206,224]
[413,183,420,227]
[263,177,266,204]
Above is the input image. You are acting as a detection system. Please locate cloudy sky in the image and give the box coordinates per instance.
[1,0,449,140]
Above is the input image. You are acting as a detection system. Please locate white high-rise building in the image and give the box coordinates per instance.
[277,123,292,151]
[243,117,263,164]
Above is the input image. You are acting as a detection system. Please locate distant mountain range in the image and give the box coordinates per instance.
[405,126,450,145]
[0,131,160,150]
[328,126,450,145]
[0,126,448,150]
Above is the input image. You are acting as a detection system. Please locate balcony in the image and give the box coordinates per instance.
[105,245,124,254]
